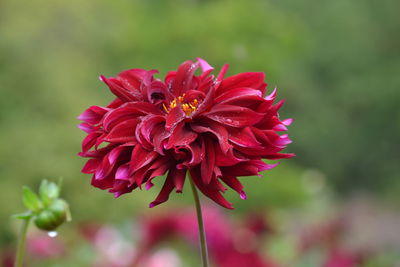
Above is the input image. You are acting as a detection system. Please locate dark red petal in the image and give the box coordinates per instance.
[178,140,203,168]
[201,138,215,184]
[149,169,176,208]
[217,72,266,96]
[138,115,165,144]
[134,157,170,187]
[264,153,295,160]
[222,160,278,177]
[110,180,136,197]
[81,158,101,174]
[117,69,146,89]
[78,106,109,124]
[78,123,94,133]
[82,132,102,152]
[189,168,233,209]
[103,102,162,131]
[107,98,124,109]
[215,64,229,85]
[91,174,114,190]
[144,159,171,190]
[147,81,170,104]
[220,175,245,199]
[115,163,130,181]
[193,82,216,115]
[130,146,158,172]
[79,143,118,158]
[172,167,186,193]
[100,75,138,102]
[94,155,113,180]
[229,127,262,148]
[215,146,245,166]
[108,145,129,165]
[171,60,198,96]
[205,105,264,127]
[152,124,171,155]
[191,120,231,153]
[104,118,138,143]
[165,122,197,149]
[165,107,185,131]
[215,87,262,102]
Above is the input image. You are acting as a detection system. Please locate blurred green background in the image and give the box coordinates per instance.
[1,0,399,265]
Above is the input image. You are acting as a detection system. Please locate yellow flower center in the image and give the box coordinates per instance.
[163,94,199,116]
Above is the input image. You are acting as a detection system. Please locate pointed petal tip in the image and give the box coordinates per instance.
[145,182,154,190]
[282,118,294,126]
[239,191,247,200]
[197,57,214,73]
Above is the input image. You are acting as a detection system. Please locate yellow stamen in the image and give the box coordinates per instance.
[162,104,169,113]
[163,94,199,116]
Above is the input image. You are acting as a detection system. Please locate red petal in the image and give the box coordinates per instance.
[201,138,215,184]
[171,60,198,96]
[115,163,130,180]
[264,153,295,160]
[149,170,176,208]
[108,146,129,165]
[165,122,197,149]
[100,76,138,102]
[220,175,245,197]
[165,107,185,131]
[215,87,262,102]
[104,118,138,143]
[217,72,266,96]
[103,102,162,131]
[172,167,187,193]
[215,64,229,85]
[229,127,262,148]
[78,106,109,124]
[191,120,231,153]
[205,105,264,127]
[182,140,203,167]
[130,146,158,172]
[215,146,245,166]
[78,123,94,133]
[81,158,101,174]
[189,168,233,209]
[82,132,102,152]
[138,115,165,144]
[147,81,169,104]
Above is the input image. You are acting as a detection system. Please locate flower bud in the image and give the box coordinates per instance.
[34,199,68,231]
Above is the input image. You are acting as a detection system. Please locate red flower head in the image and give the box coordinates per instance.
[78,58,293,209]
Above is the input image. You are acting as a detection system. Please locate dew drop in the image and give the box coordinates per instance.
[48,231,58,238]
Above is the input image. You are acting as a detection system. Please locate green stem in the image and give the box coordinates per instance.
[15,217,31,267]
[189,175,210,267]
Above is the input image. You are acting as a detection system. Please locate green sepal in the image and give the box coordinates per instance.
[22,186,43,212]
[12,211,32,220]
[39,180,59,206]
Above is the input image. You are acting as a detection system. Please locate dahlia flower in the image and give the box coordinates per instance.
[78,58,293,209]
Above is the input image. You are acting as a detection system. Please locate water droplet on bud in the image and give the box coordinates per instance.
[48,231,58,238]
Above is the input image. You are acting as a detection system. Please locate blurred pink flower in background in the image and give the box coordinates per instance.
[26,232,64,258]
[136,206,280,267]
[298,216,365,267]
[78,58,293,209]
